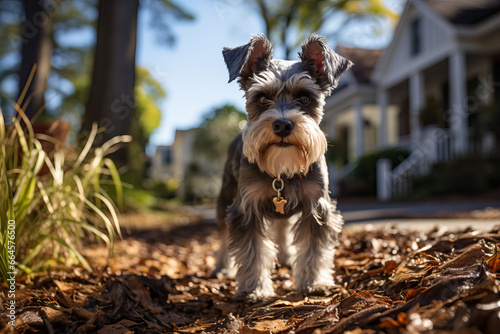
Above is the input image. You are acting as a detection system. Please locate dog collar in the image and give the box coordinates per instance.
[272,177,287,214]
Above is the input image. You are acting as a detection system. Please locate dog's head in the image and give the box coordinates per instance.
[223,34,352,178]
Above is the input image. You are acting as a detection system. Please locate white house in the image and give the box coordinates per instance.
[150,129,195,183]
[149,128,226,201]
[323,47,399,163]
[152,0,500,200]
[149,129,197,199]
[326,0,500,163]
[325,0,500,198]
[373,0,500,155]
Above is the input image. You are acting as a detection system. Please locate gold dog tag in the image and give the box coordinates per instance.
[273,196,287,214]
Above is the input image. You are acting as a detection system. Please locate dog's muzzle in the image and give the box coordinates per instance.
[272,119,294,138]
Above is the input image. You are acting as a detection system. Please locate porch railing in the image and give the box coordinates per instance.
[377,127,497,201]
[377,126,455,201]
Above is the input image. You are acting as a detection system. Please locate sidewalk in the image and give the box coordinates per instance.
[180,201,500,233]
[343,218,499,233]
[338,200,500,223]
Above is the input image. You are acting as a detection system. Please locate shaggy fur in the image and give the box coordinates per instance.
[215,34,353,301]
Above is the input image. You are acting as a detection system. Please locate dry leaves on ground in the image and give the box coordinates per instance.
[1,221,500,333]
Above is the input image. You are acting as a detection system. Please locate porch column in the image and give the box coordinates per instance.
[377,88,388,147]
[354,98,364,158]
[409,71,424,148]
[449,50,468,154]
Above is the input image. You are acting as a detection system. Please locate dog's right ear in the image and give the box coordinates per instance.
[223,34,273,85]
[299,35,353,96]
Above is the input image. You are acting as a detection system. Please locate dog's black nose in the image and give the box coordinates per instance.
[272,119,294,137]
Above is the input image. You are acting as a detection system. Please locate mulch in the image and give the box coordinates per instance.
[1,220,500,333]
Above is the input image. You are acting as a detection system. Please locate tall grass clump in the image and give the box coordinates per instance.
[0,107,131,282]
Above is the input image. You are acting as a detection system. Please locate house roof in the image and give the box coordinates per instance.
[337,46,383,85]
[425,0,500,25]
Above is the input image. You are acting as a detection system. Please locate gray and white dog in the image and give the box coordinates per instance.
[214,34,353,301]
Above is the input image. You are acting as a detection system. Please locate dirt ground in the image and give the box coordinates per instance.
[1,212,500,334]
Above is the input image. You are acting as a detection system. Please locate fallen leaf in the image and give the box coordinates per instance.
[53,279,77,292]
[383,260,398,274]
[240,319,290,334]
[97,324,134,334]
[213,300,239,316]
[404,287,427,301]
[41,307,68,325]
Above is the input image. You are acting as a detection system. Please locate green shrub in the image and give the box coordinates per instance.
[0,109,131,281]
[340,148,411,196]
[411,154,500,198]
[123,187,158,211]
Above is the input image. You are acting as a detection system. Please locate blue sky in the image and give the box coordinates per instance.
[136,0,404,148]
[1,0,402,148]
[137,1,262,148]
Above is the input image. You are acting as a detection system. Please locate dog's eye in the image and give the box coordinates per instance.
[299,96,310,105]
[258,96,268,105]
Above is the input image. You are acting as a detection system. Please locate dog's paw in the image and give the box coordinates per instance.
[234,287,275,302]
[305,281,335,296]
[211,266,236,279]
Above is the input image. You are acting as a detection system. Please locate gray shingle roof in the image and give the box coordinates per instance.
[426,0,500,25]
[337,46,383,84]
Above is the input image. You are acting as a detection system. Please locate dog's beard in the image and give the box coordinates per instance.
[242,109,327,178]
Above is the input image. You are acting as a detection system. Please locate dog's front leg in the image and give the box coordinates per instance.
[227,197,277,301]
[292,196,343,294]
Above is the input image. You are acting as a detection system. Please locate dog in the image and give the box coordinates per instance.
[214,34,353,301]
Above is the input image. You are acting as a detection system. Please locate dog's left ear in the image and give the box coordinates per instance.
[299,35,353,96]
[222,34,273,87]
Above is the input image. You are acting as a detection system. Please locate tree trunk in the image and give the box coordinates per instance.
[18,0,53,120]
[83,0,139,165]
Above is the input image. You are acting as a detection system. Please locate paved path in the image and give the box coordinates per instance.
[338,201,500,223]
[182,201,500,232]
[343,218,499,233]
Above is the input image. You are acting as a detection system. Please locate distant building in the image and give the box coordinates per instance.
[149,128,224,201]
[325,0,500,198]
[149,129,197,199]
[150,145,173,181]
[326,0,500,164]
[150,129,195,182]
[153,0,500,199]
[323,47,399,163]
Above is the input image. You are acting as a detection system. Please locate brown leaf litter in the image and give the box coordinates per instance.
[1,220,500,333]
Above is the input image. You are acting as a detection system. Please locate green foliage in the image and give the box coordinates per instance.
[135,67,165,138]
[419,98,445,127]
[341,148,410,196]
[149,179,178,200]
[126,67,166,184]
[192,105,246,160]
[0,1,97,112]
[0,109,131,281]
[325,136,348,167]
[122,188,159,212]
[0,2,23,111]
[411,154,500,199]
[0,0,192,119]
[475,102,500,142]
[181,105,245,203]
[146,0,195,45]
[342,0,399,17]
[250,0,398,58]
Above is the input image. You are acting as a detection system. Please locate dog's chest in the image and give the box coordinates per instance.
[243,174,323,218]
